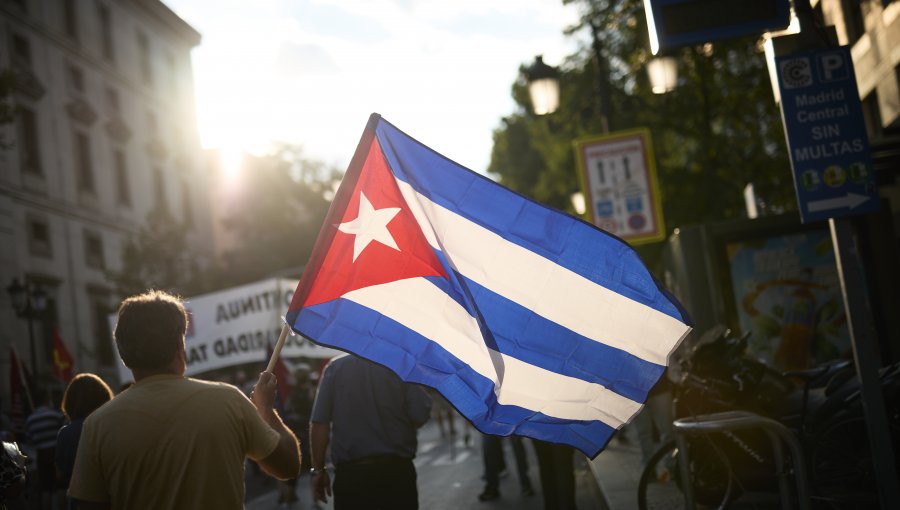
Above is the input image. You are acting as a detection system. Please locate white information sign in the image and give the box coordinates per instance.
[575,129,665,244]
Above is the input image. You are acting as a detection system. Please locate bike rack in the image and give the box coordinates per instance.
[673,410,810,510]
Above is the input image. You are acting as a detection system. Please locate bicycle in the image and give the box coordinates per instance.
[637,328,900,510]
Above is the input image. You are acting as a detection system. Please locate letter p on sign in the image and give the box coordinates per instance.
[818,52,848,82]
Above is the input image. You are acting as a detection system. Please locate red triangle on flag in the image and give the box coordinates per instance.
[301,137,447,307]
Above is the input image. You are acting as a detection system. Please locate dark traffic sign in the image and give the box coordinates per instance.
[775,46,879,223]
[645,0,790,53]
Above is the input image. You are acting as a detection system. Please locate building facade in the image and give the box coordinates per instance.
[0,0,212,395]
[816,0,900,195]
[817,0,900,135]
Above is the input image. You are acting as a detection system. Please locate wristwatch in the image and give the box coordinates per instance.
[310,467,327,476]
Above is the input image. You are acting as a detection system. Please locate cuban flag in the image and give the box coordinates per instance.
[286,114,691,457]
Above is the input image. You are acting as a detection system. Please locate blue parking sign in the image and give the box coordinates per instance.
[776,46,879,223]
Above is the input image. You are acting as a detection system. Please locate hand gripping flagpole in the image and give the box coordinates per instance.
[265,323,291,374]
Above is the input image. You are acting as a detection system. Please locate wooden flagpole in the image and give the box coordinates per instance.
[265,324,291,374]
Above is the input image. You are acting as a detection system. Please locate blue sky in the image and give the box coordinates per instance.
[163,0,579,174]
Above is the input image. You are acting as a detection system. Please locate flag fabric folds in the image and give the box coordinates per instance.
[9,346,33,435]
[286,114,691,457]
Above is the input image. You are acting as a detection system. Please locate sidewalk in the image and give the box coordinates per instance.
[587,436,647,510]
[587,434,785,510]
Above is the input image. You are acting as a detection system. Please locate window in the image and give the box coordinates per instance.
[98,3,114,63]
[68,64,85,94]
[113,149,131,206]
[17,106,42,174]
[154,167,168,211]
[840,0,865,46]
[105,86,120,115]
[88,291,114,364]
[27,218,52,257]
[12,34,32,69]
[137,31,153,85]
[74,131,95,193]
[63,0,79,42]
[181,179,193,227]
[83,230,105,269]
[862,92,882,140]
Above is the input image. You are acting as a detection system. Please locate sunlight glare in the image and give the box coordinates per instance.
[221,147,243,184]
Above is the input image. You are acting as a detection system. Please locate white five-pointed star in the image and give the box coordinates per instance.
[338,192,402,262]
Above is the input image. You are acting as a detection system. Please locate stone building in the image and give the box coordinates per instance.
[815,0,900,200]
[0,0,212,395]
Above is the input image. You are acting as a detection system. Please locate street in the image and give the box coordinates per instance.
[246,420,607,509]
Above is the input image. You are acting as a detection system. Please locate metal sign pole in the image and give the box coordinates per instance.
[829,217,900,508]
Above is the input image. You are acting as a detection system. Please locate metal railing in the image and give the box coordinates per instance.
[673,410,810,510]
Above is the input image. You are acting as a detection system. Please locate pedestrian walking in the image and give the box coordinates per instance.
[309,354,431,510]
[67,290,301,509]
[25,389,64,510]
[56,373,114,509]
[478,435,535,501]
[532,439,578,510]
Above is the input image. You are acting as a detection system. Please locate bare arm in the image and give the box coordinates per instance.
[310,421,332,503]
[251,372,301,480]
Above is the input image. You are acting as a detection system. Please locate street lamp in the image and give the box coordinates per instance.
[647,56,678,94]
[524,55,560,116]
[6,278,48,381]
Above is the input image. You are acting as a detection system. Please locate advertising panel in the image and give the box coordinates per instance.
[726,229,850,370]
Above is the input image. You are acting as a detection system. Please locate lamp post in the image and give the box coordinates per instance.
[6,278,48,381]
[523,55,560,116]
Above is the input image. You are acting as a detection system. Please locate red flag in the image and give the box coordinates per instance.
[9,346,33,436]
[52,326,75,382]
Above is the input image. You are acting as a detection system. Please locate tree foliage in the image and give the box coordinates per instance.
[489,0,795,248]
[217,144,338,286]
[110,145,339,297]
[108,208,206,298]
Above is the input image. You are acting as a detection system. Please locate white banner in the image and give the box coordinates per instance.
[112,278,340,382]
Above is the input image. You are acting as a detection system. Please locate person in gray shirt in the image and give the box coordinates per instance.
[310,354,431,510]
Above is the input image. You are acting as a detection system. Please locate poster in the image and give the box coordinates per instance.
[727,230,849,370]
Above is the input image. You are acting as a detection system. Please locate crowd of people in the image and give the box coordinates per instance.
[1,289,616,510]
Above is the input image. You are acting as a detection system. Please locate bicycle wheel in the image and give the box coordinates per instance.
[637,440,683,510]
[688,439,740,508]
[637,438,739,510]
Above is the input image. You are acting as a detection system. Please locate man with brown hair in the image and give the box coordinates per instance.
[68,290,300,509]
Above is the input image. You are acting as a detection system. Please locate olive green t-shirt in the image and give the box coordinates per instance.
[68,374,279,510]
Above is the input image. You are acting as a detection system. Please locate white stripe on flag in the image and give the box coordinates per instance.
[395,179,688,366]
[342,278,641,427]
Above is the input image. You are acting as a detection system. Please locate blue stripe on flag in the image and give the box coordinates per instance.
[374,119,689,325]
[424,275,664,403]
[294,298,618,456]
